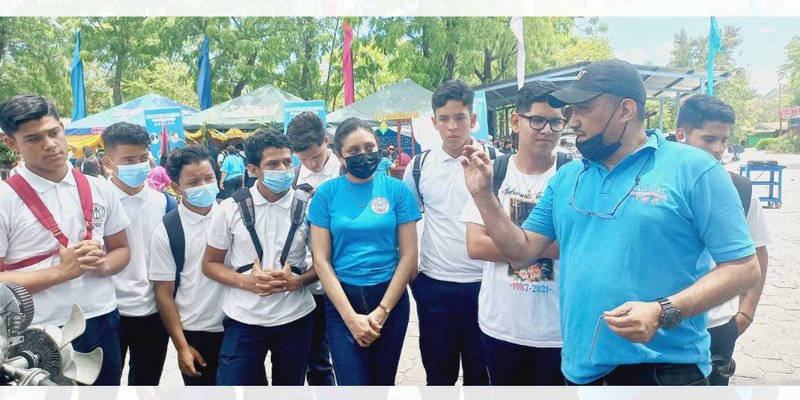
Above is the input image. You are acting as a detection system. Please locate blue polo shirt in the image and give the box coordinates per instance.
[308,173,421,286]
[522,130,755,384]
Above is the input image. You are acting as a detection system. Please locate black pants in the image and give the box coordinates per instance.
[181,330,225,386]
[306,294,335,385]
[708,316,739,386]
[118,313,170,385]
[567,363,709,386]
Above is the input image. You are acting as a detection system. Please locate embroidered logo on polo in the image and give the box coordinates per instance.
[631,184,668,205]
[370,197,390,214]
[92,203,106,228]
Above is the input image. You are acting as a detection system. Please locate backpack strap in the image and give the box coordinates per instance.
[292,165,302,188]
[492,154,512,197]
[164,192,178,213]
[278,187,312,275]
[729,172,753,217]
[556,151,573,170]
[4,169,94,271]
[232,188,263,273]
[162,208,185,297]
[411,150,431,205]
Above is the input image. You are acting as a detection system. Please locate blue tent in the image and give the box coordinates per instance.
[65,93,198,135]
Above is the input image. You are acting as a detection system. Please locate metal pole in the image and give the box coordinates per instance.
[659,100,664,132]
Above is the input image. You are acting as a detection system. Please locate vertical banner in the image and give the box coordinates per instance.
[342,22,355,106]
[472,91,490,143]
[144,108,186,164]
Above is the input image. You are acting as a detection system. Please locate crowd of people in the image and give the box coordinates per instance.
[0,58,769,387]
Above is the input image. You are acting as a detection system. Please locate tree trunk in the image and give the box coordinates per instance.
[231,54,257,98]
[323,17,341,107]
[112,59,124,105]
[482,46,493,83]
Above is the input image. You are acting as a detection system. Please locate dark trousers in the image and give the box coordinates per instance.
[480,332,564,385]
[216,313,313,386]
[306,294,335,385]
[181,330,225,386]
[71,309,122,385]
[326,280,410,385]
[118,313,169,385]
[411,273,489,385]
[567,363,710,386]
[217,177,243,200]
[708,316,740,386]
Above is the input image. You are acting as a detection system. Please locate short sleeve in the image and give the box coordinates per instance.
[307,183,332,229]
[401,161,423,210]
[690,164,755,263]
[459,197,485,226]
[746,189,771,248]
[148,223,177,281]
[0,197,10,258]
[220,157,232,175]
[207,200,234,251]
[394,181,422,225]
[521,180,556,240]
[103,185,131,237]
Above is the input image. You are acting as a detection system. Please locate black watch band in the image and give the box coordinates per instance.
[656,297,681,330]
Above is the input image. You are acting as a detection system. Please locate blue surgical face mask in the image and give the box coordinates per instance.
[183,182,219,208]
[115,161,151,188]
[261,169,295,194]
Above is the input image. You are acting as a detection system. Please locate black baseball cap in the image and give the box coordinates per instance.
[548,59,646,108]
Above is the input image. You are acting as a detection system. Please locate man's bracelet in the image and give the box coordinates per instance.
[737,311,754,323]
[299,273,306,288]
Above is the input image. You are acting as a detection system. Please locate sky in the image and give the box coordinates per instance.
[599,17,800,96]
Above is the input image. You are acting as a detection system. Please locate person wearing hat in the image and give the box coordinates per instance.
[460,59,760,385]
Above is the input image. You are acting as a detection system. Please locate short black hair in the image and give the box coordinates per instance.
[516,81,559,113]
[0,94,61,138]
[432,80,474,113]
[234,143,244,151]
[677,94,736,132]
[244,128,291,166]
[101,122,150,151]
[287,111,326,152]
[166,145,212,182]
[333,117,375,155]
[605,94,646,122]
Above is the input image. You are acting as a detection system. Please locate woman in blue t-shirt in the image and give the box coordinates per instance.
[308,117,421,385]
[376,148,394,176]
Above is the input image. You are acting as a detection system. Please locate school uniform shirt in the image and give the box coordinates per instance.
[460,155,562,348]
[149,202,225,332]
[402,146,485,283]
[0,164,130,326]
[295,149,341,295]
[707,189,771,329]
[111,184,167,317]
[207,186,315,327]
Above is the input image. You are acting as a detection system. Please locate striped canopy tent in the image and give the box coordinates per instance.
[64,93,198,153]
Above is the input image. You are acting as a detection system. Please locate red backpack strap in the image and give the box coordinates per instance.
[5,174,69,247]
[71,169,94,240]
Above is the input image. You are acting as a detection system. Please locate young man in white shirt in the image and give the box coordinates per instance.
[675,94,771,386]
[286,111,340,386]
[402,80,489,385]
[0,94,131,385]
[460,82,567,385]
[149,145,227,386]
[203,129,319,385]
[101,122,172,385]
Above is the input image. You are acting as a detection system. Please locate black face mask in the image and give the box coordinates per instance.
[576,102,628,162]
[344,151,381,179]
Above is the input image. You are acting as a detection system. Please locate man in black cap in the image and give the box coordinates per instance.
[460,59,760,385]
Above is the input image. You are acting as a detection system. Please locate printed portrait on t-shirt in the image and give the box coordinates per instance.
[506,196,554,282]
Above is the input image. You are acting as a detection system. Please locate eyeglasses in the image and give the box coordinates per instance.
[517,114,569,133]
[569,152,654,219]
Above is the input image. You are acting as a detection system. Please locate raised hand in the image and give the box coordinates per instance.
[461,144,494,198]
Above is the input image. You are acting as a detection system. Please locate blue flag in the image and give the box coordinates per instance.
[70,31,86,121]
[707,17,723,95]
[197,35,213,110]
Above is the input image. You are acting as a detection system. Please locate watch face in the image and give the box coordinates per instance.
[662,309,681,329]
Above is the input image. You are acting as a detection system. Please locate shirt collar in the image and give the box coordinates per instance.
[110,178,151,200]
[178,200,217,225]
[18,162,76,194]
[583,129,661,170]
[250,185,293,209]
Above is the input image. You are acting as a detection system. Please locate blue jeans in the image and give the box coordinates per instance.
[71,309,122,385]
[411,273,489,385]
[216,313,313,385]
[325,280,410,385]
[481,332,564,385]
[567,363,710,386]
[306,294,335,385]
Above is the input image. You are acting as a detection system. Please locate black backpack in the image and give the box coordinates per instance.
[411,144,497,205]
[491,152,573,196]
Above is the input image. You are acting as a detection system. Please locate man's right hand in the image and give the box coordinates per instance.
[58,240,102,280]
[243,258,288,296]
[461,144,494,198]
[177,345,206,377]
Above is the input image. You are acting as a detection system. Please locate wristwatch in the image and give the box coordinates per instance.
[656,297,681,330]
[379,304,391,315]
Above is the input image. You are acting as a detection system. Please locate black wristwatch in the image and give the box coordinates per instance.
[656,297,681,330]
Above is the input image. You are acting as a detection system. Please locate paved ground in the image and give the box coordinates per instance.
[132,149,799,386]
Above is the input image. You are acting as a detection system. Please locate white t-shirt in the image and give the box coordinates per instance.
[402,146,485,283]
[207,186,315,327]
[295,149,341,295]
[707,188,771,328]
[149,202,226,332]
[111,184,167,317]
[460,155,562,347]
[0,164,130,326]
